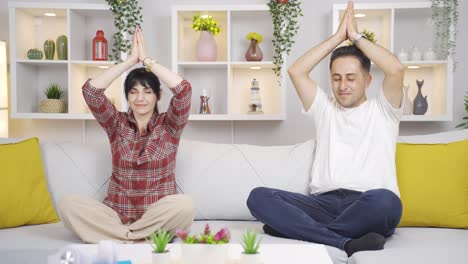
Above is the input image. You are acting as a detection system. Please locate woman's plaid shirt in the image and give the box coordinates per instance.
[82,79,192,223]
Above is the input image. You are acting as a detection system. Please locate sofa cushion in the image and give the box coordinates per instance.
[0,138,59,228]
[349,227,468,264]
[175,140,315,220]
[396,140,468,228]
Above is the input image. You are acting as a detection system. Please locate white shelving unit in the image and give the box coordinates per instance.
[332,2,453,122]
[172,5,286,121]
[9,2,124,120]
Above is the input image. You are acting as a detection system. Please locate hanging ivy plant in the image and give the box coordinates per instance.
[105,0,143,62]
[267,0,303,77]
[431,0,458,68]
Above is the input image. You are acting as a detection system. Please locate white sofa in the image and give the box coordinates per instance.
[1,130,467,264]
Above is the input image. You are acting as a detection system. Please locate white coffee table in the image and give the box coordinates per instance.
[75,243,333,264]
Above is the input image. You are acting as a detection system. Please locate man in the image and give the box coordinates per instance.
[247,1,405,257]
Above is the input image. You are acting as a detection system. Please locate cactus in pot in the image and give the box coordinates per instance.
[43,39,55,60]
[56,35,68,60]
[27,48,43,60]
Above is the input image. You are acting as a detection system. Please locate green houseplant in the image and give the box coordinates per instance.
[240,230,263,264]
[39,83,66,113]
[431,0,458,67]
[455,92,468,129]
[149,229,173,264]
[268,0,303,76]
[105,0,143,62]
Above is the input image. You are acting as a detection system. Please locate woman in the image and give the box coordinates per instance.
[58,27,194,243]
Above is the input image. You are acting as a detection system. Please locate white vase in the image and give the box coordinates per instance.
[180,244,229,264]
[152,251,171,264]
[410,46,422,61]
[403,83,413,115]
[397,48,408,61]
[239,253,263,264]
[196,31,217,61]
[423,48,435,61]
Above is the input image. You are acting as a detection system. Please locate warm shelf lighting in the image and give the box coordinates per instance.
[354,13,366,18]
[44,12,56,17]
[200,14,209,18]
[407,65,420,69]
[250,66,262,70]
[98,65,110,69]
[0,41,8,137]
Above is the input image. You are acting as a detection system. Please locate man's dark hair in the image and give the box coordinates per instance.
[329,45,371,73]
[124,67,161,114]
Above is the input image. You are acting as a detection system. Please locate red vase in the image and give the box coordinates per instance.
[92,30,108,61]
[245,40,263,61]
[276,0,288,4]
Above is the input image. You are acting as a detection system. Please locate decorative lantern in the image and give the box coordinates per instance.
[92,30,108,61]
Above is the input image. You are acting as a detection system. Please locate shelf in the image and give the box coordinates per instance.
[400,115,451,122]
[11,113,94,120]
[189,114,285,121]
[230,61,275,69]
[9,2,125,120]
[402,60,448,67]
[178,62,228,68]
[173,5,286,121]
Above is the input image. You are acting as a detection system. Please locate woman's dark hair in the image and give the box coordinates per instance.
[124,67,161,114]
[330,45,371,73]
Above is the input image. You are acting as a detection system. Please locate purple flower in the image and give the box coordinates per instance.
[204,224,211,235]
[213,228,230,241]
[176,229,188,241]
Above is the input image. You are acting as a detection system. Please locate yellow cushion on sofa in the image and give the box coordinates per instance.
[396,140,468,228]
[0,137,59,228]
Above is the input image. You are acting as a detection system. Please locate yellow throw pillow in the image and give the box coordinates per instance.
[0,137,59,228]
[397,140,468,228]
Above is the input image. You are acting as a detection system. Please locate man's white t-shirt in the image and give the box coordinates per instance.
[303,87,403,196]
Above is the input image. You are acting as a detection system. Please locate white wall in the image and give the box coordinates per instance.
[1,0,467,145]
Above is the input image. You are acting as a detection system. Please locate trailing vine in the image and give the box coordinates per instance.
[431,0,458,69]
[268,0,303,77]
[105,0,143,62]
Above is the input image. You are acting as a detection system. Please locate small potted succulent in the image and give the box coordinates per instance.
[240,230,263,264]
[39,83,66,113]
[149,229,173,264]
[176,224,230,264]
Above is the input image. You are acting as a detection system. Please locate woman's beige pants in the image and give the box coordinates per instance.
[57,194,194,243]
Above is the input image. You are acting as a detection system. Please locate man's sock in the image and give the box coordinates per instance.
[262,225,289,238]
[344,232,386,257]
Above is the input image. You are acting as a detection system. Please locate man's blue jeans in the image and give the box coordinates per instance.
[246,187,402,249]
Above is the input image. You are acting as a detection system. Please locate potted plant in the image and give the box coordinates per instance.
[240,230,263,264]
[268,0,303,76]
[176,224,230,264]
[105,0,143,62]
[39,83,66,113]
[192,15,221,61]
[245,32,264,61]
[348,28,377,46]
[431,0,458,67]
[455,92,468,129]
[149,229,173,264]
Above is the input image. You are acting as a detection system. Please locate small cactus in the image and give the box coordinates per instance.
[56,35,68,60]
[27,48,43,60]
[43,39,55,60]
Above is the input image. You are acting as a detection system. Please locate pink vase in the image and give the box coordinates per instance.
[196,31,217,61]
[245,39,263,61]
